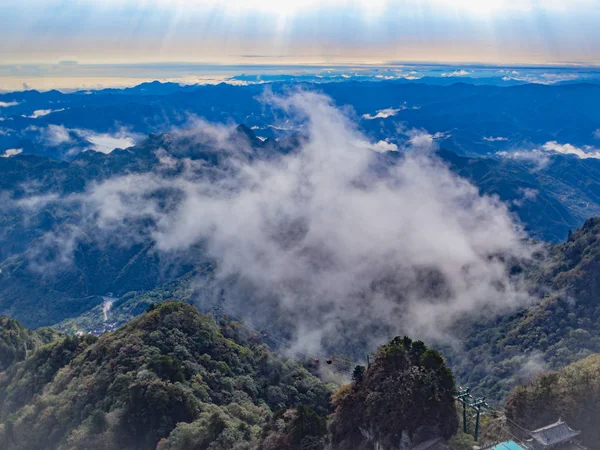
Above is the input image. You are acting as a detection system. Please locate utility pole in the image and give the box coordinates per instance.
[456,388,471,433]
[455,388,490,442]
[471,397,488,442]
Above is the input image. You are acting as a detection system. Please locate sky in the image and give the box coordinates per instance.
[1,0,600,68]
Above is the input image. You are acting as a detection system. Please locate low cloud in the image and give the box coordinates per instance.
[26,108,65,119]
[34,125,140,154]
[484,136,508,142]
[1,148,22,158]
[0,101,19,108]
[441,70,470,77]
[356,139,398,153]
[362,107,404,120]
[502,73,580,85]
[42,124,72,146]
[542,141,600,159]
[513,188,539,207]
[398,127,449,152]
[77,130,137,154]
[496,150,551,170]
[517,351,548,381]
[21,91,536,358]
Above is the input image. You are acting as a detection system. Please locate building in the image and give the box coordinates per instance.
[489,419,586,450]
[492,442,526,450]
[522,419,582,449]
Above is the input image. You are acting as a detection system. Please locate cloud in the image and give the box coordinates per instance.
[1,148,22,158]
[362,107,404,120]
[496,141,600,169]
[34,125,139,153]
[81,132,136,154]
[594,129,600,140]
[397,127,449,152]
[541,141,600,159]
[502,73,580,85]
[20,92,535,361]
[496,150,551,170]
[0,101,18,108]
[441,70,470,77]
[26,108,65,119]
[517,351,548,381]
[513,188,539,207]
[484,136,508,142]
[356,139,398,153]
[42,124,72,146]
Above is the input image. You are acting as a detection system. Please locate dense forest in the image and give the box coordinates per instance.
[505,354,600,448]
[448,217,600,399]
[0,302,332,449]
[0,302,462,450]
[329,336,458,449]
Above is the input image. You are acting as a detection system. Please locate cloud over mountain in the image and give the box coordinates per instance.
[542,141,600,159]
[19,92,535,356]
[362,107,403,120]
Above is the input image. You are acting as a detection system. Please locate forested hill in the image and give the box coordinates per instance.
[450,217,600,400]
[0,302,333,450]
[0,315,60,371]
[505,354,600,448]
[0,302,463,450]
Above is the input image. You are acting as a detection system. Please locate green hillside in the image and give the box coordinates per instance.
[0,302,332,450]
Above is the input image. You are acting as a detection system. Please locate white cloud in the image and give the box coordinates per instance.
[496,141,600,167]
[541,141,600,159]
[43,124,72,146]
[484,136,508,142]
[398,127,450,152]
[1,148,22,158]
[356,139,398,153]
[513,188,539,207]
[594,129,600,140]
[398,73,423,81]
[33,91,534,355]
[83,133,136,154]
[499,70,520,75]
[26,108,65,119]
[496,150,550,170]
[362,107,404,120]
[503,73,580,85]
[441,70,471,77]
[35,125,139,153]
[0,101,18,108]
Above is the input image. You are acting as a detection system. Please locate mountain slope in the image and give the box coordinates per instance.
[505,353,600,448]
[0,302,333,450]
[329,336,458,449]
[0,315,61,371]
[448,217,600,400]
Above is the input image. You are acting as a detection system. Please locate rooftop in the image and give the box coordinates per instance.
[528,419,581,446]
[492,441,525,450]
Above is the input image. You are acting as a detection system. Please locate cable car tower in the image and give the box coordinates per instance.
[456,387,491,442]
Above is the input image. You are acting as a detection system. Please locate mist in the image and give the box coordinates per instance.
[17,91,536,359]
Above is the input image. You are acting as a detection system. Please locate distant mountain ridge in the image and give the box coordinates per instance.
[3,80,600,160]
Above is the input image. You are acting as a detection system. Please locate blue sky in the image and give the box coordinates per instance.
[1,0,599,67]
